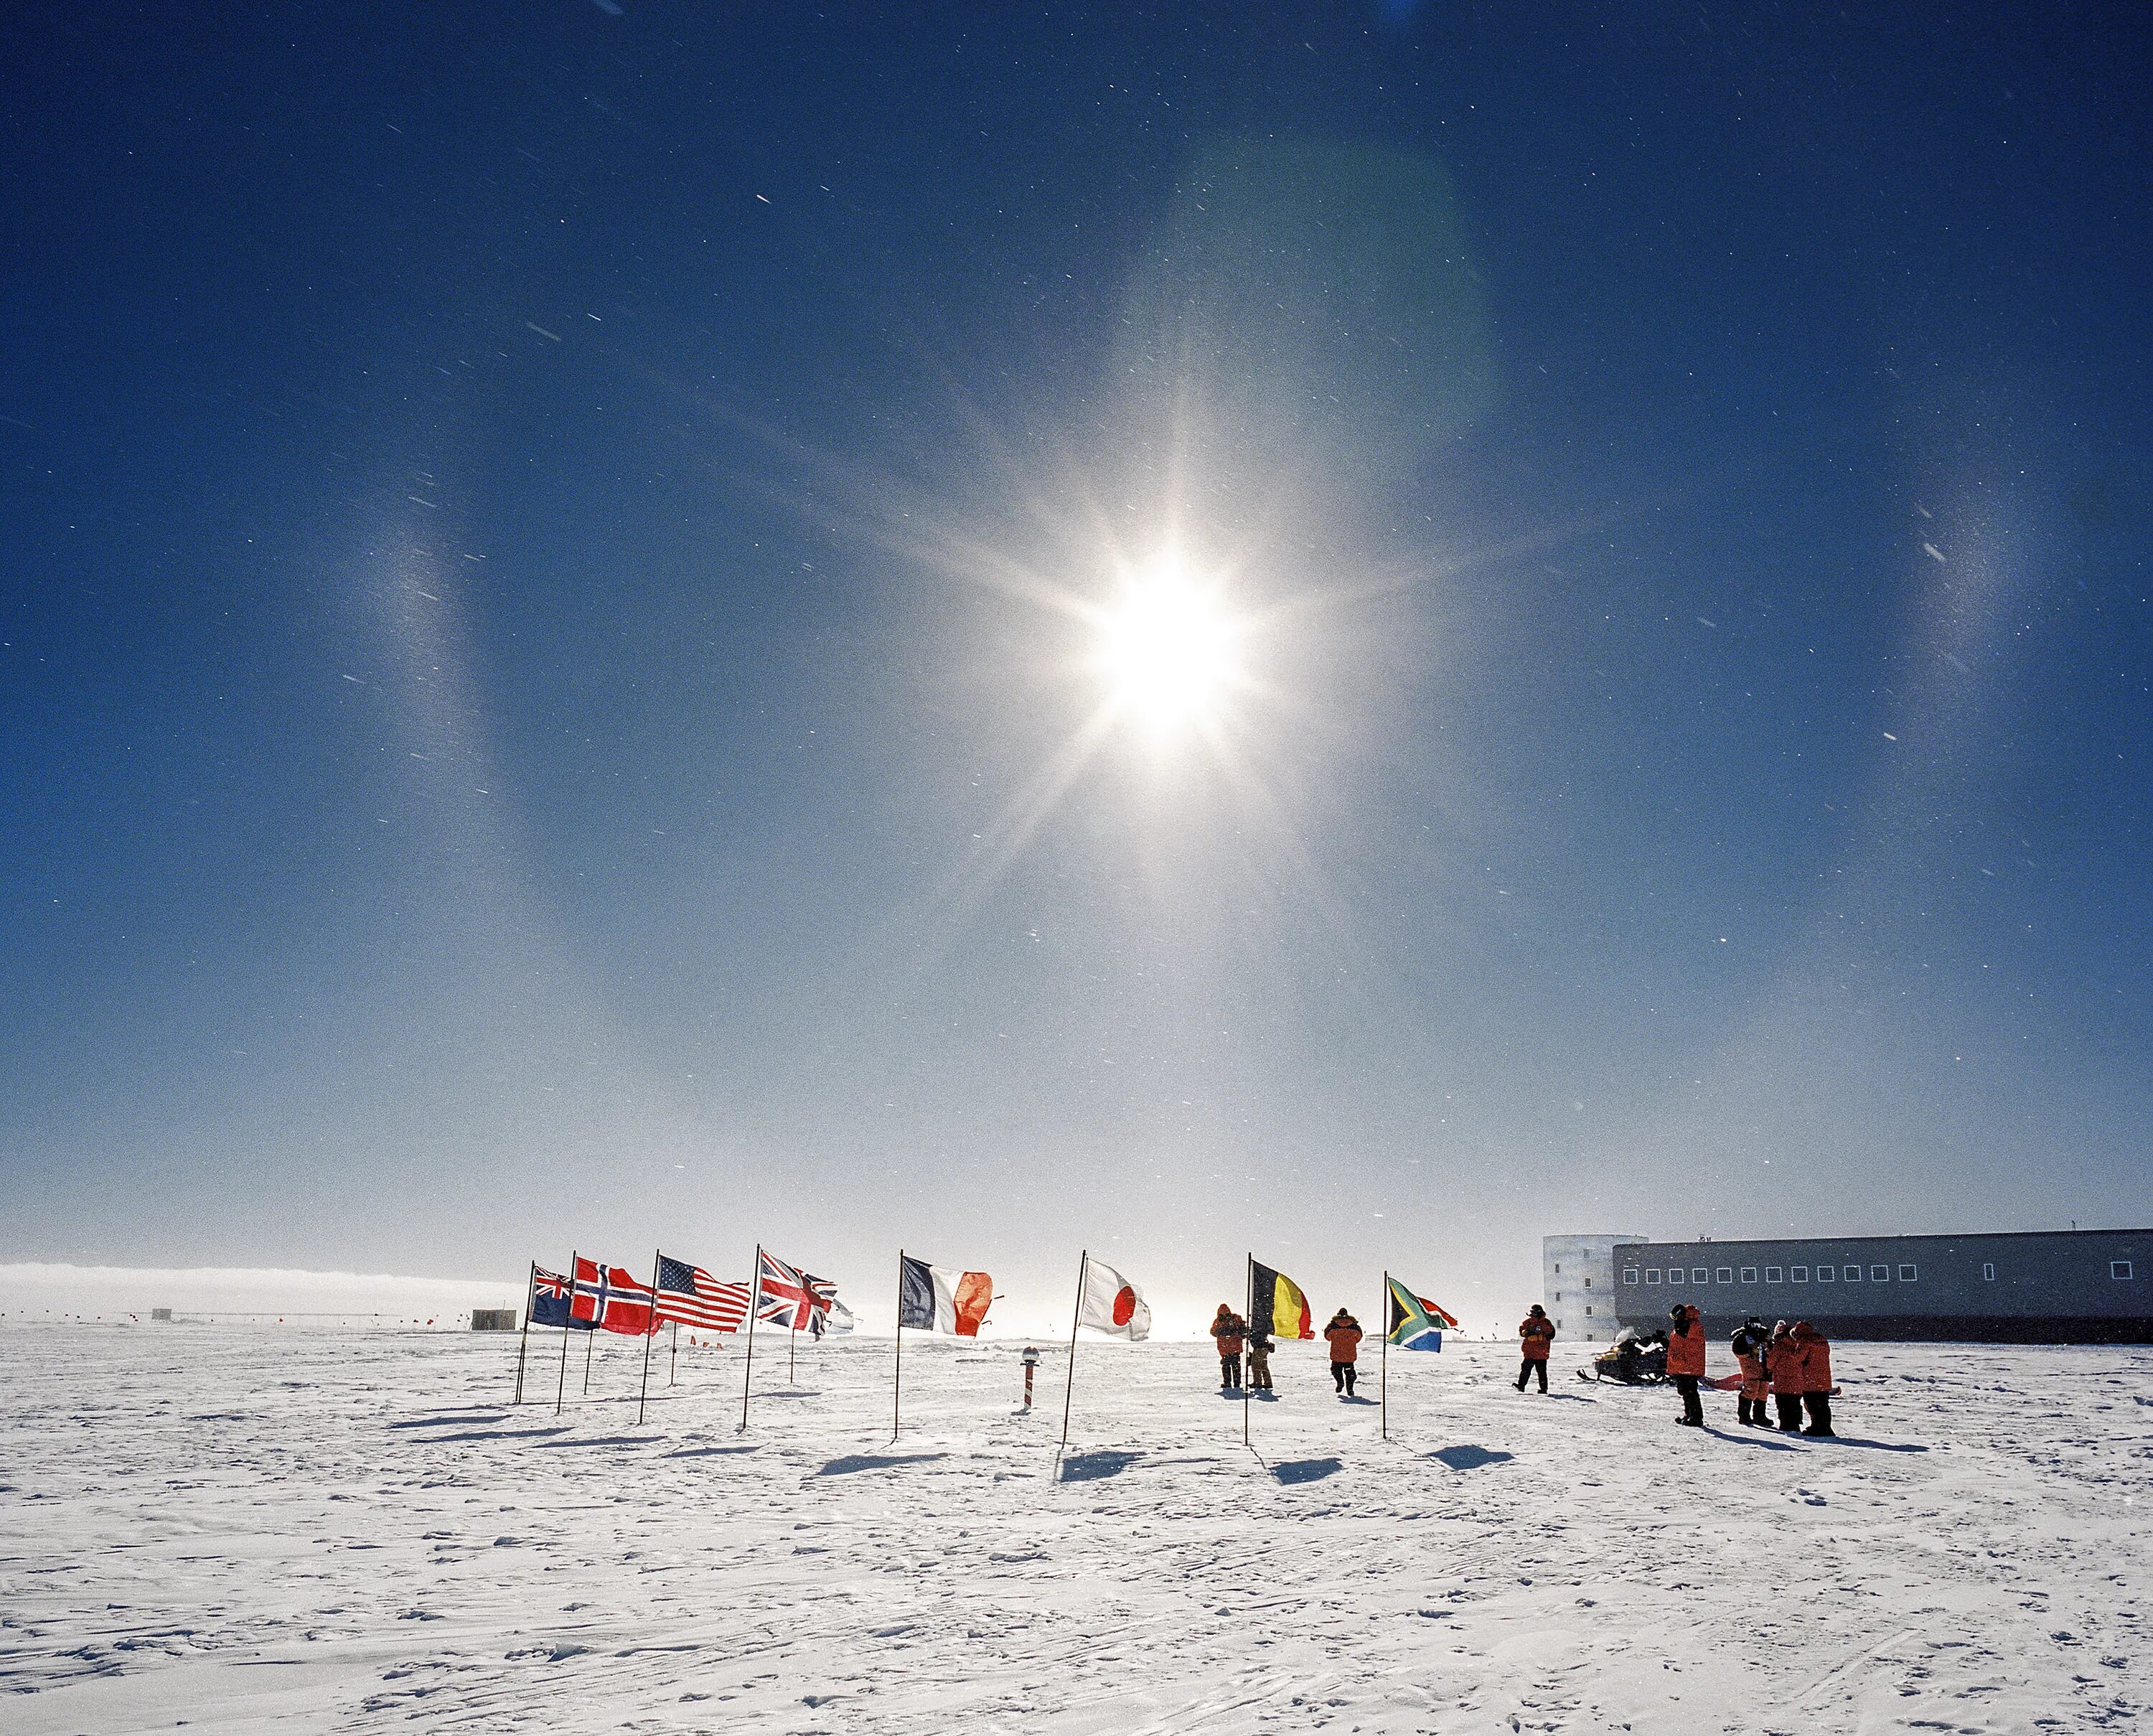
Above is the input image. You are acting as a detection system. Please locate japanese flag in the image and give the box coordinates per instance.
[1077,1255,1151,1342]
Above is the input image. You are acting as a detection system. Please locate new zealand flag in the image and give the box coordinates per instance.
[530,1265,588,1331]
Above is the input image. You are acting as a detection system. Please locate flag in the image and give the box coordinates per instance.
[1385,1275,1458,1351]
[571,1256,655,1336]
[804,1272,842,1340]
[756,1249,825,1332]
[1249,1259,1315,1340]
[653,1255,749,1333]
[1076,1255,1150,1341]
[530,1265,582,1331]
[899,1255,994,1336]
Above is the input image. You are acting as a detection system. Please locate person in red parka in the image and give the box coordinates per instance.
[1211,1305,1246,1389]
[1323,1308,1364,1396]
[1666,1303,1707,1427]
[1730,1315,1771,1427]
[1768,1319,1805,1431]
[1515,1304,1554,1393]
[1792,1320,1835,1437]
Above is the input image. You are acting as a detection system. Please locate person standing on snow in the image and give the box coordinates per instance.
[1667,1303,1707,1427]
[1323,1308,1363,1396]
[1211,1304,1246,1389]
[1793,1320,1835,1437]
[1769,1319,1806,1431]
[1730,1315,1771,1427]
[1516,1303,1555,1393]
[1245,1330,1275,1392]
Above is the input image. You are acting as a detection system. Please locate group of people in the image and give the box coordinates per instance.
[1521,1302,1837,1435]
[1210,1305,1366,1395]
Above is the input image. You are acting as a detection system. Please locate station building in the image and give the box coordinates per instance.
[1565,1227,2152,1344]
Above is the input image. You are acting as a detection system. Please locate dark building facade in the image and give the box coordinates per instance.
[1610,1228,2152,1343]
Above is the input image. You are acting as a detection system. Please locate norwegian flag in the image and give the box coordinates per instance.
[755,1249,829,1333]
[652,1254,749,1333]
[571,1255,655,1336]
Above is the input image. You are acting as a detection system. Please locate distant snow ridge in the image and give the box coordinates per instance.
[0,1262,521,1324]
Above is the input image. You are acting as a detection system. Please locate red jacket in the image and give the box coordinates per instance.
[1519,1314,1554,1359]
[1769,1330,1804,1396]
[1792,1323,1832,1392]
[1325,1320,1363,1363]
[1666,1306,1707,1377]
[1211,1312,1245,1356]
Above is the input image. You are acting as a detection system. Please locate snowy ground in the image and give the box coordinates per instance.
[3,1326,2148,1734]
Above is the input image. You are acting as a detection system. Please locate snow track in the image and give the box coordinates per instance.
[2,1328,2147,1732]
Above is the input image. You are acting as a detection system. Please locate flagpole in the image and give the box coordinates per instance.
[789,1323,797,1386]
[1381,1270,1389,1442]
[739,1244,761,1432]
[669,1321,678,1388]
[512,1261,535,1405]
[891,1249,905,1442]
[636,1248,660,1427]
[1059,1248,1085,1449]
[582,1275,599,1395]
[555,1249,577,1416]
[1243,1252,1252,1448]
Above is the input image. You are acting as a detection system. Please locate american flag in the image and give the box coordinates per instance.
[652,1255,749,1333]
[755,1249,827,1333]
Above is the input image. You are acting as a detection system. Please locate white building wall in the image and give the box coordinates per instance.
[1542,1234,1646,1343]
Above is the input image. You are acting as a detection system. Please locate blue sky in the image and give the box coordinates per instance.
[3,4,2147,1333]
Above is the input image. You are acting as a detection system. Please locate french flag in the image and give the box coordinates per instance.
[897,1255,993,1336]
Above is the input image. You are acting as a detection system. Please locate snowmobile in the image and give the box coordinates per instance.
[1579,1328,1667,1385]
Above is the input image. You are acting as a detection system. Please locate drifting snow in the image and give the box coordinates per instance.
[1,1326,2147,1732]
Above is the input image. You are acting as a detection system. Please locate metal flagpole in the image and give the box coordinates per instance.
[1243,1252,1252,1447]
[582,1265,602,1395]
[668,1321,678,1388]
[789,1322,797,1385]
[554,1250,577,1415]
[1058,1249,1086,1449]
[1381,1271,1389,1442]
[891,1249,905,1442]
[512,1262,535,1405]
[739,1244,761,1431]
[636,1249,660,1427]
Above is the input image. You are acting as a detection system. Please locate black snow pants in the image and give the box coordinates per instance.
[1775,1393,1804,1430]
[1331,1361,1356,1394]
[1673,1373,1704,1425]
[1516,1356,1547,1393]
[1802,1392,1834,1436]
[1219,1353,1242,1388]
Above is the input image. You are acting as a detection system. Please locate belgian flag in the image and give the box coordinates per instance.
[1249,1259,1315,1340]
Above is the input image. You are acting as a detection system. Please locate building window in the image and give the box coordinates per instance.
[2116,1262,2136,1281]
[1645,1268,1661,1284]
[1765,1266,1783,1283]
[1790,1265,1808,1282]
[1554,1263,1561,1274]
[1817,1266,1834,1283]
[1692,1267,1708,1284]
[1584,1277,1593,1288]
[1623,1269,1639,1285]
[1982,1262,1995,1281]
[1870,1265,1890,1282]
[1716,1267,1733,1284]
[1585,1305,1593,1316]
[1898,1265,1918,1282]
[1844,1265,1862,1282]
[1740,1267,1758,1284]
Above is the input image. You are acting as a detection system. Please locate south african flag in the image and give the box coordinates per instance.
[1387,1275,1458,1351]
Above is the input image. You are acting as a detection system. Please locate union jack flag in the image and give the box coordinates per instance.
[755,1249,832,1333]
[530,1264,581,1331]
[572,1255,655,1336]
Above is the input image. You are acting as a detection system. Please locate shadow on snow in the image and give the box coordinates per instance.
[1272,1457,1344,1485]
[817,1452,948,1476]
[1429,1444,1515,1471]
[1059,1449,1142,1483]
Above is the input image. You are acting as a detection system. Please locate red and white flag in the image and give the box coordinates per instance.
[1076,1255,1150,1342]
[571,1256,655,1336]
[653,1254,749,1333]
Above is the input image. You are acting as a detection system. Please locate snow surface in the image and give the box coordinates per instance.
[3,1325,2148,1733]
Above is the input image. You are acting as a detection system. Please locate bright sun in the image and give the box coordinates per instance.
[1096,555,1241,735]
